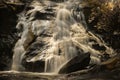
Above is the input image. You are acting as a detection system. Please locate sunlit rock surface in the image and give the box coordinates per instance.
[11,0,114,73]
[0,0,120,80]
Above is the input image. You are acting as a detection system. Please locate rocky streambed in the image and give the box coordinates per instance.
[0,68,120,80]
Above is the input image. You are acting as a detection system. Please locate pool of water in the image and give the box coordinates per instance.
[0,69,120,80]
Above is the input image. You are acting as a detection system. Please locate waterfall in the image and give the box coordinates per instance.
[11,13,34,71]
[11,0,114,73]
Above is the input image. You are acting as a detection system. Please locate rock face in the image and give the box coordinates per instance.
[3,0,117,74]
[10,0,115,73]
[10,0,114,74]
[83,0,120,50]
[0,3,18,70]
[58,53,90,74]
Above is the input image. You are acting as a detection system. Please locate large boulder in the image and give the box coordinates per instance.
[58,53,90,74]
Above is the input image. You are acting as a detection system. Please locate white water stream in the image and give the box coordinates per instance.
[11,0,114,73]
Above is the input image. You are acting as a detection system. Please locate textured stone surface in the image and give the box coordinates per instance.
[0,0,120,77]
[58,53,90,74]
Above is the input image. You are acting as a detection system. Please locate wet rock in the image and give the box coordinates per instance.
[10,0,117,74]
[27,10,55,20]
[101,56,120,70]
[58,53,90,74]
[22,60,45,72]
[21,37,50,72]
[1,0,25,14]
[23,28,35,49]
[92,44,106,51]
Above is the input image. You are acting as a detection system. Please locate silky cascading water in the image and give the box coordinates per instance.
[11,0,114,73]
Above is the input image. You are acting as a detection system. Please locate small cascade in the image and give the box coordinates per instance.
[11,0,114,73]
[11,13,34,71]
[44,40,78,72]
[43,8,77,72]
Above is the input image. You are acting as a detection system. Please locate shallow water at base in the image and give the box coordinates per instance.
[0,69,120,80]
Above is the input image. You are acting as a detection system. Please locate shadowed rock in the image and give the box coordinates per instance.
[58,53,90,74]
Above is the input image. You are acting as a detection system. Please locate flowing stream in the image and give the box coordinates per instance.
[11,0,114,74]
